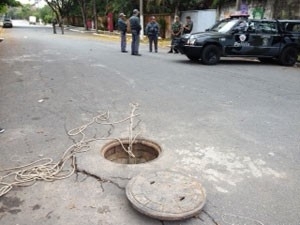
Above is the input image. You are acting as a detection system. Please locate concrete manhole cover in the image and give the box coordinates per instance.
[126,170,206,221]
[101,138,161,164]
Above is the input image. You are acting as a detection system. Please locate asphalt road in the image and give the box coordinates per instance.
[0,21,300,225]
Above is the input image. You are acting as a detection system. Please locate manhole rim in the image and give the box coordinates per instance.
[100,138,163,165]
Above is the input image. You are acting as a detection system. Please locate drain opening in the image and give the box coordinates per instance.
[101,139,162,164]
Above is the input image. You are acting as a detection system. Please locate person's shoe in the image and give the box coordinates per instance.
[121,50,128,53]
[168,50,173,53]
[0,128,5,133]
[134,53,142,56]
[155,50,158,53]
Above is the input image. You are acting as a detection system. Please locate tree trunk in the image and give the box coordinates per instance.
[78,0,88,30]
[93,0,98,32]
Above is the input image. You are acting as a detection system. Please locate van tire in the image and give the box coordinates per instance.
[279,47,298,66]
[201,45,221,65]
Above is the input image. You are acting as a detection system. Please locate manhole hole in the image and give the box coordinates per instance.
[101,138,161,164]
[126,170,206,221]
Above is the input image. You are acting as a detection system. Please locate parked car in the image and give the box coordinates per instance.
[2,18,13,28]
[175,18,300,66]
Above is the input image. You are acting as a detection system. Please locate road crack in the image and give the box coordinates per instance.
[75,167,125,191]
[202,210,220,225]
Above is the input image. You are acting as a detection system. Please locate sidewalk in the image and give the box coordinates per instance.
[66,25,171,48]
[0,27,3,41]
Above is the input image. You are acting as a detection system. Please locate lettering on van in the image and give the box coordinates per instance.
[234,42,250,47]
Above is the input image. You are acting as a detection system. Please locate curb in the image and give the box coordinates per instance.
[67,27,171,48]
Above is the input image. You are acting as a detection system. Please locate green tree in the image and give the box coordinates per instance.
[77,0,91,30]
[20,4,32,19]
[4,4,35,20]
[39,5,54,24]
[0,0,21,14]
[44,0,75,23]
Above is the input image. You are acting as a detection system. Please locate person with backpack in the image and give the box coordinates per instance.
[145,16,160,53]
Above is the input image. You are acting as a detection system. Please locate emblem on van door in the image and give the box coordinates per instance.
[239,34,247,42]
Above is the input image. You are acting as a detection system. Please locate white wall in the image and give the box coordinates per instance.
[181,9,217,33]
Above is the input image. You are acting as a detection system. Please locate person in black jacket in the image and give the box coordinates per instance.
[118,13,128,53]
[183,16,193,34]
[145,16,160,53]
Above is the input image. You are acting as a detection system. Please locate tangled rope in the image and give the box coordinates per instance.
[0,103,140,197]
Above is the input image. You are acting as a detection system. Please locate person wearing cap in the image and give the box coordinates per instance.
[145,16,160,53]
[129,9,142,56]
[118,13,128,53]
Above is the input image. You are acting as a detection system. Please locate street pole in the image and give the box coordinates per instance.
[139,0,144,40]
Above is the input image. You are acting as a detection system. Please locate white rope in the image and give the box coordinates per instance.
[0,103,140,197]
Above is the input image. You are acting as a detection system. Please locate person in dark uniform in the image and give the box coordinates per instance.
[59,18,64,35]
[52,17,57,34]
[129,9,142,56]
[145,16,160,53]
[118,13,128,53]
[183,16,193,34]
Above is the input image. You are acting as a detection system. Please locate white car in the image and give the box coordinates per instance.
[3,18,13,28]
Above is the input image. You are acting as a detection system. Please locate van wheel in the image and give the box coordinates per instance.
[201,45,221,65]
[186,54,200,61]
[279,47,298,66]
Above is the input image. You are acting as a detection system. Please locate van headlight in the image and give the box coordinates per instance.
[187,38,196,45]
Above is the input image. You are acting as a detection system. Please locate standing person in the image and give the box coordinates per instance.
[183,16,193,34]
[59,18,64,35]
[118,13,128,53]
[129,9,142,56]
[52,17,57,34]
[145,16,160,53]
[168,16,182,54]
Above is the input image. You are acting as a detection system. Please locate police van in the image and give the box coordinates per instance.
[175,17,300,66]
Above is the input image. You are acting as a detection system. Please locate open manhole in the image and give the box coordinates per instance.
[101,138,161,164]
